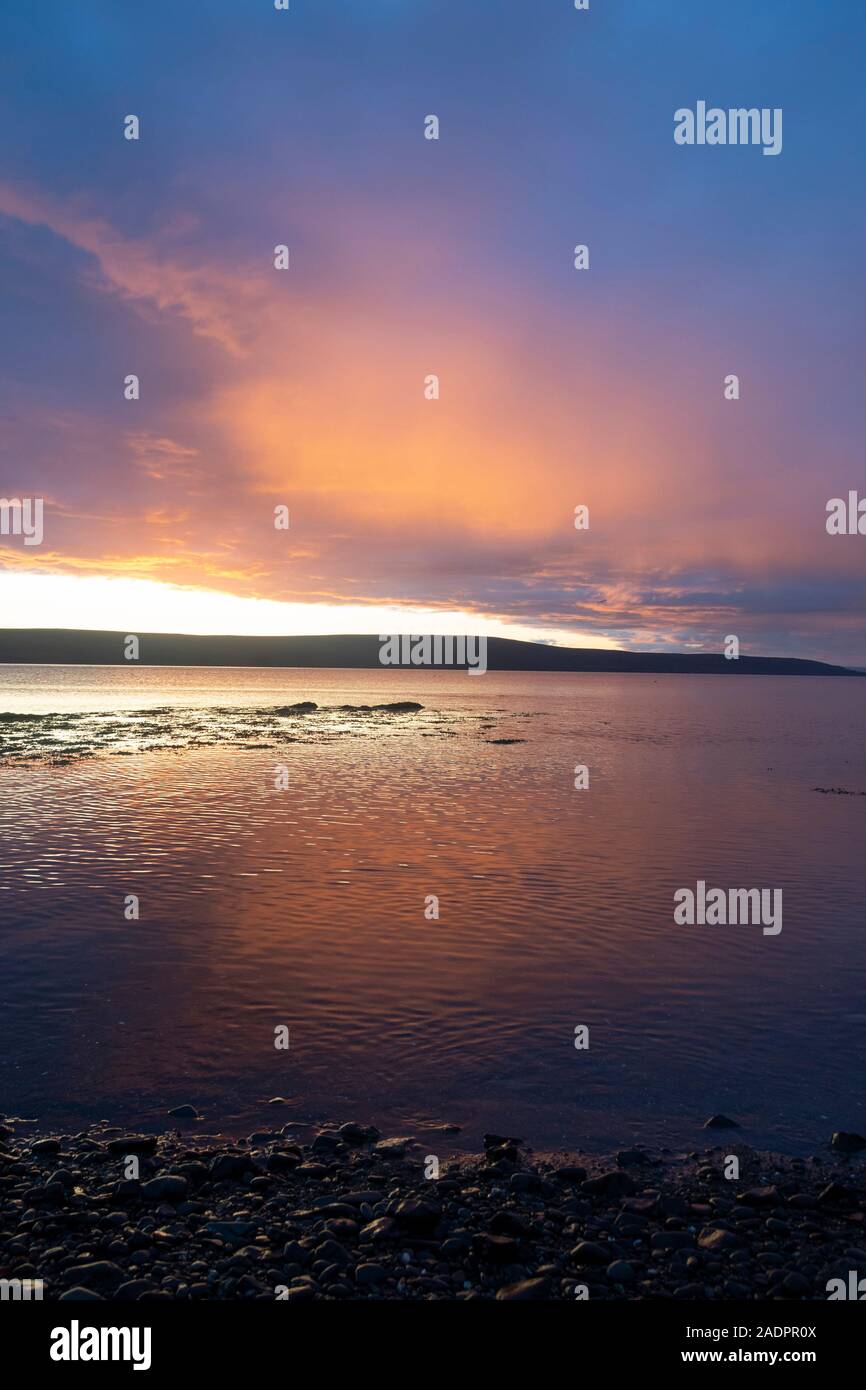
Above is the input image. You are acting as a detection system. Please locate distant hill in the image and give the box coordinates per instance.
[0,629,860,676]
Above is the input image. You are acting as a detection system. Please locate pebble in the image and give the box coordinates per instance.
[141,1175,188,1201]
[3,1118,863,1303]
[698,1227,743,1252]
[831,1132,866,1153]
[571,1241,609,1265]
[496,1277,550,1300]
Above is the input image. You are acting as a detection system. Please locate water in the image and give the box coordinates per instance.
[1,665,864,1155]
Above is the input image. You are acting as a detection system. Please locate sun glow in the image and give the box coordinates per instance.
[0,571,620,649]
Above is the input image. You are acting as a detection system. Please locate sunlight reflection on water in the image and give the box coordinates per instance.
[1,667,865,1153]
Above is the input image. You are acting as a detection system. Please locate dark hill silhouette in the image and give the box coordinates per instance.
[0,629,859,675]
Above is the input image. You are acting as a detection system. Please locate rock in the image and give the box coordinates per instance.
[59,1287,105,1301]
[167,1105,199,1119]
[483,1132,523,1151]
[67,1260,124,1287]
[280,1240,307,1265]
[782,1272,810,1297]
[557,1165,588,1184]
[817,1182,858,1205]
[509,1172,542,1194]
[472,1233,520,1263]
[570,1241,609,1266]
[337,1122,378,1146]
[311,1131,342,1154]
[203,1220,257,1244]
[373,1138,412,1158]
[613,1213,646,1237]
[723,1279,751,1298]
[831,1132,866,1153]
[209,1153,252,1181]
[176,1160,209,1187]
[31,1138,61,1155]
[25,1183,64,1205]
[489,1211,529,1238]
[10,1118,861,1304]
[323,1218,359,1241]
[117,1279,156,1300]
[697,1227,742,1252]
[581,1171,634,1198]
[737,1186,780,1207]
[315,1239,351,1267]
[393,1198,442,1234]
[267,1151,301,1174]
[703,1114,740,1130]
[274,703,318,715]
[651,1231,695,1251]
[140,1174,188,1201]
[106,1136,157,1156]
[496,1278,550,1301]
[624,1197,659,1217]
[765,1219,789,1237]
[47,1168,74,1188]
[360,1217,399,1242]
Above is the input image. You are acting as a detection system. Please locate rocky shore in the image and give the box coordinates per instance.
[2,1115,865,1301]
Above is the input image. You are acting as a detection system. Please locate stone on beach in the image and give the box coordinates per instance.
[5,1118,865,1303]
[106,1136,158,1156]
[140,1174,188,1201]
[496,1277,550,1300]
[831,1131,866,1153]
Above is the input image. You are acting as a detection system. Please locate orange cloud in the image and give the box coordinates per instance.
[0,180,266,356]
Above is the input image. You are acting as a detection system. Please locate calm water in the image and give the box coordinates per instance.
[1,665,865,1155]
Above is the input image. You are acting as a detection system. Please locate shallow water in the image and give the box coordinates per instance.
[1,665,864,1154]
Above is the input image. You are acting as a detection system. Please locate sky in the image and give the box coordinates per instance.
[1,0,864,662]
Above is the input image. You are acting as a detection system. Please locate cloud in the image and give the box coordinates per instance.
[0,181,266,356]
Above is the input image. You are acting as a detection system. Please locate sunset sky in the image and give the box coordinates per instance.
[1,0,864,662]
